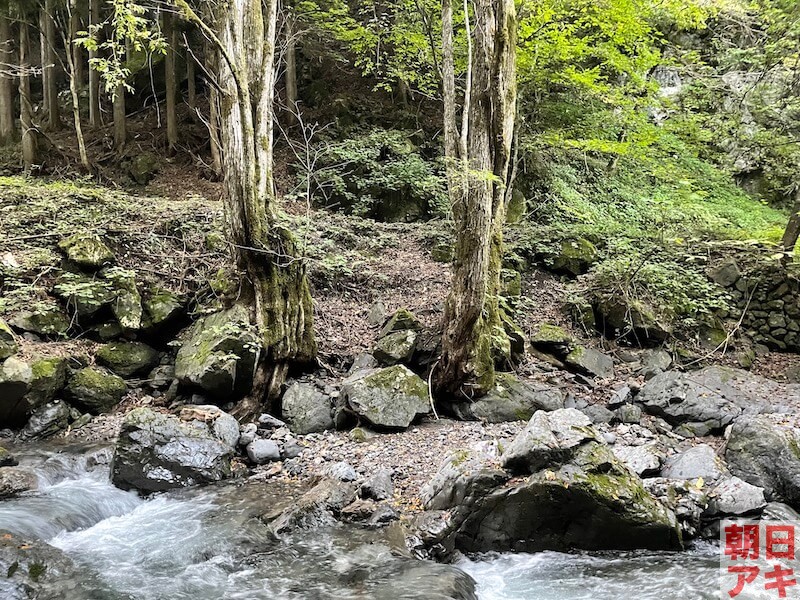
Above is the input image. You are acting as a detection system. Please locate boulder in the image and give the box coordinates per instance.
[26,356,68,408]
[595,297,672,343]
[643,478,708,538]
[111,406,239,493]
[96,341,159,378]
[615,403,642,424]
[613,443,664,477]
[175,305,260,399]
[421,409,681,554]
[64,367,127,414]
[708,260,741,288]
[264,477,358,535]
[378,308,422,337]
[0,357,33,427]
[661,444,724,482]
[341,365,429,430]
[58,232,114,269]
[20,399,72,440]
[53,273,115,318]
[582,404,616,424]
[246,439,281,464]
[529,323,576,357]
[705,476,766,517]
[726,415,800,505]
[636,367,797,431]
[373,330,417,365]
[564,347,614,379]
[360,468,394,501]
[104,268,143,330]
[281,382,334,434]
[9,305,70,338]
[550,238,598,276]
[0,467,36,498]
[142,287,184,329]
[127,151,160,185]
[449,373,564,423]
[324,461,359,482]
[0,318,18,360]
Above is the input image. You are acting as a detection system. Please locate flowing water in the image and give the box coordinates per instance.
[0,444,724,599]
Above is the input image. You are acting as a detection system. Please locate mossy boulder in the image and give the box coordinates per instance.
[341,365,429,430]
[26,356,68,408]
[111,406,238,493]
[373,330,417,366]
[550,238,598,276]
[530,323,576,357]
[143,287,184,330]
[96,341,160,378]
[174,305,260,399]
[0,319,18,360]
[53,273,116,318]
[0,357,33,427]
[64,367,127,414]
[104,269,143,330]
[431,243,454,263]
[127,151,161,185]
[449,372,564,423]
[58,232,115,270]
[379,308,422,337]
[10,305,71,338]
[595,297,672,343]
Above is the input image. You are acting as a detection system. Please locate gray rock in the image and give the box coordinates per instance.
[175,306,260,399]
[608,385,633,408]
[373,330,417,366]
[64,367,127,414]
[726,415,800,504]
[104,268,143,331]
[0,467,36,498]
[142,287,184,330]
[450,372,564,423]
[258,413,286,429]
[20,400,72,440]
[582,404,615,424]
[602,432,617,444]
[9,305,71,338]
[564,347,614,379]
[613,443,664,477]
[367,301,388,327]
[341,365,429,430]
[96,341,160,378]
[147,365,175,389]
[246,439,281,464]
[709,260,741,287]
[378,308,422,337]
[661,445,724,481]
[111,406,238,493]
[615,404,642,424]
[501,408,596,474]
[349,353,379,375]
[639,349,673,378]
[281,382,334,434]
[264,477,357,535]
[360,468,394,501]
[324,461,358,482]
[644,478,708,538]
[238,422,258,446]
[0,356,33,427]
[705,476,766,517]
[282,440,303,459]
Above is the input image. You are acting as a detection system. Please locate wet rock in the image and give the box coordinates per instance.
[644,478,708,538]
[0,447,17,467]
[111,405,238,493]
[175,305,260,400]
[564,347,614,379]
[246,439,281,464]
[264,477,357,535]
[373,329,417,366]
[450,373,565,423]
[281,382,334,434]
[20,399,72,440]
[58,232,114,269]
[0,356,33,426]
[341,498,379,522]
[0,318,18,360]
[726,415,800,504]
[705,476,766,517]
[96,341,160,378]
[341,365,429,430]
[64,367,127,414]
[360,468,394,501]
[379,308,422,337]
[613,443,664,477]
[661,444,724,482]
[0,467,36,498]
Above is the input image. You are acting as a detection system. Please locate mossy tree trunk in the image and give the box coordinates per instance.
[285,16,298,125]
[176,0,317,418]
[164,10,179,152]
[0,11,15,144]
[436,0,516,399]
[783,188,800,257]
[113,84,126,151]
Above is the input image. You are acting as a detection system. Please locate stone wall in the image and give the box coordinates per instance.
[711,260,800,351]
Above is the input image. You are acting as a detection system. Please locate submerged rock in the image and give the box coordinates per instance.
[264,477,358,535]
[449,372,564,423]
[96,341,160,378]
[64,367,127,414]
[281,382,334,434]
[111,405,239,493]
[341,365,429,430]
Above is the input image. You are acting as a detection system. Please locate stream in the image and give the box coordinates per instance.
[0,444,724,599]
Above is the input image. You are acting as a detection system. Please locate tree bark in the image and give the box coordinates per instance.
[164,10,179,152]
[176,0,317,418]
[441,0,459,164]
[782,189,800,256]
[19,21,37,171]
[42,0,61,131]
[113,84,126,151]
[65,0,90,170]
[88,0,101,128]
[0,13,15,144]
[437,0,517,398]
[186,46,196,116]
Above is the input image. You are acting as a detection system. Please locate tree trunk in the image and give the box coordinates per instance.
[69,3,84,92]
[42,0,60,131]
[177,0,316,418]
[186,47,196,116]
[209,86,222,177]
[441,0,459,164]
[285,17,298,125]
[113,84,126,151]
[782,189,800,257]
[88,0,101,127]
[19,21,37,171]
[0,14,15,144]
[164,10,179,152]
[436,0,517,398]
[65,1,90,170]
